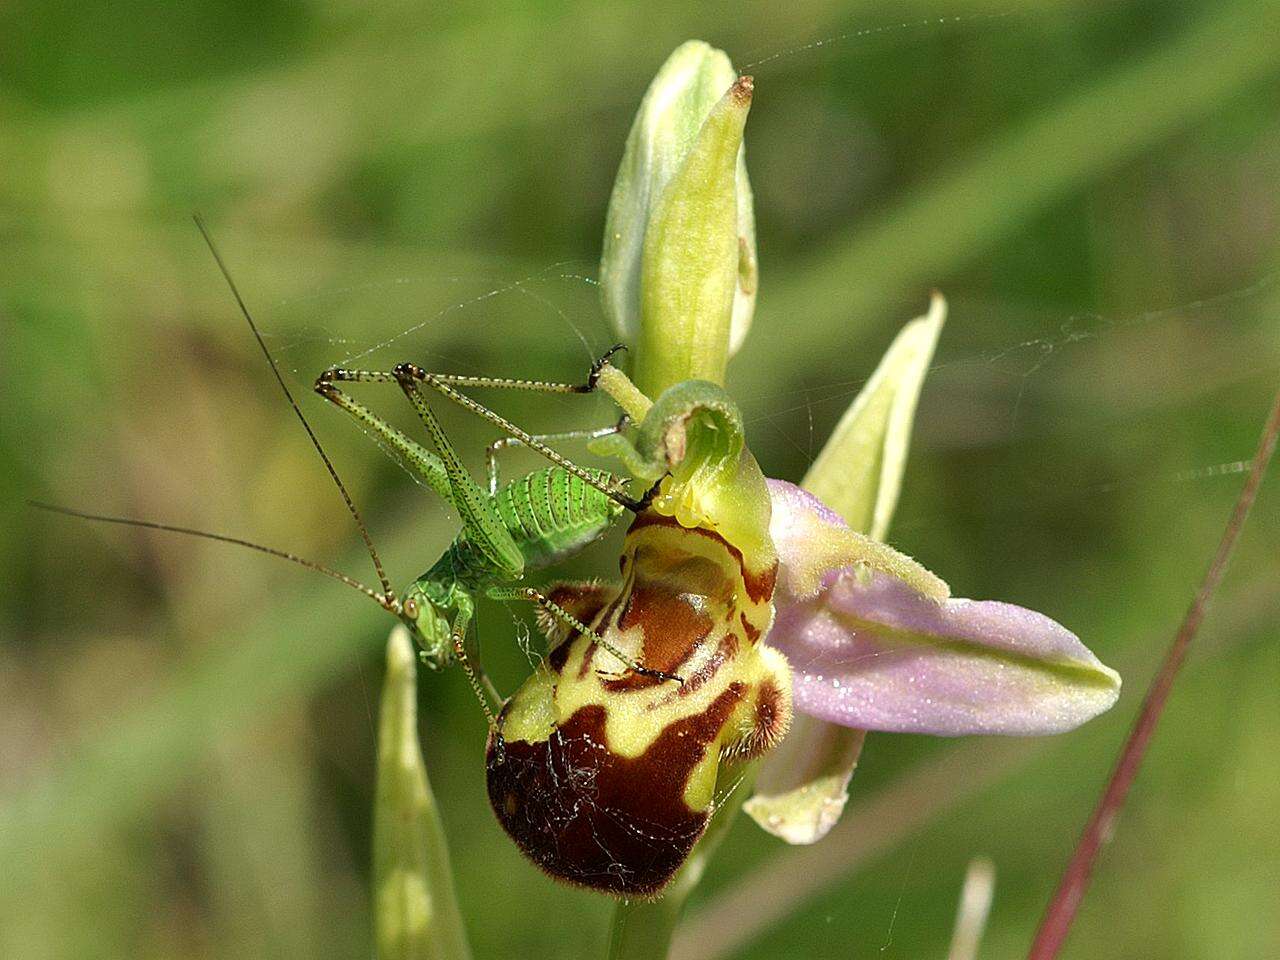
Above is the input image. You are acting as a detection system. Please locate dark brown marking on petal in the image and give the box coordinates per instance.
[486,683,745,897]
[577,639,600,678]
[602,578,715,691]
[628,511,777,606]
[674,630,737,698]
[625,510,682,536]
[578,590,628,679]
[547,639,572,673]
[742,560,778,605]
[545,581,613,616]
[628,511,731,551]
[739,610,761,645]
[541,581,615,672]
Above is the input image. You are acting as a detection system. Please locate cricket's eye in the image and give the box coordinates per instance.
[403,596,420,619]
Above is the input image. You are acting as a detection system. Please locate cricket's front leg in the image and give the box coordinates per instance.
[313,376,452,501]
[486,585,682,684]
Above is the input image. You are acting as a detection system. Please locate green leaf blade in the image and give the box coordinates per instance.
[374,627,471,960]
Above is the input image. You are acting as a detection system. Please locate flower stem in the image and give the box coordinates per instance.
[607,897,683,960]
[606,764,757,960]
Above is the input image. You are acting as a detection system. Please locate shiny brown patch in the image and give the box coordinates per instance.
[486,684,745,897]
[602,579,714,691]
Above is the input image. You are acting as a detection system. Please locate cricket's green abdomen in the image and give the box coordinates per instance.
[433,467,623,587]
[492,467,624,571]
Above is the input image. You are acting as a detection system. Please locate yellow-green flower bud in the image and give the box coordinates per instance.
[600,40,758,394]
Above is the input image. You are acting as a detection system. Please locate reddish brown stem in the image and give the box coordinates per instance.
[1028,381,1280,960]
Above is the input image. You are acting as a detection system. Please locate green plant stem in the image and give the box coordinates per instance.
[607,898,682,960]
[607,765,758,960]
[1027,381,1280,959]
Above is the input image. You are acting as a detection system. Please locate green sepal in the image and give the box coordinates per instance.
[743,727,866,845]
[803,292,946,538]
[635,76,752,394]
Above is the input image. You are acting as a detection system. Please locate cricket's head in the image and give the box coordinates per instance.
[399,578,471,670]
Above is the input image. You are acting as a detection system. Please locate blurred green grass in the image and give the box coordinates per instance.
[2,1,1278,958]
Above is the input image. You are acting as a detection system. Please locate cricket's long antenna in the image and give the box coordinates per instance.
[192,214,394,600]
[31,500,394,609]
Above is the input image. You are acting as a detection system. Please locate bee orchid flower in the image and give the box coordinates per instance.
[598,38,1122,857]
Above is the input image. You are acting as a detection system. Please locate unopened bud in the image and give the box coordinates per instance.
[600,41,758,393]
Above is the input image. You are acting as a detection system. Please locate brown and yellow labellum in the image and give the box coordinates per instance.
[486,509,791,897]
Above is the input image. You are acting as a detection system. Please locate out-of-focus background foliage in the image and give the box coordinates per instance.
[3,1,1278,958]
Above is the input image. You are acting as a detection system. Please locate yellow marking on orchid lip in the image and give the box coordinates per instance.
[681,747,724,812]
[654,447,776,573]
[497,664,558,744]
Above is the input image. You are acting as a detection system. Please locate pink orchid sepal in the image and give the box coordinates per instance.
[766,479,1121,736]
[747,296,949,843]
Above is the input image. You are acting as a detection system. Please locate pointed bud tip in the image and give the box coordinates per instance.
[602,44,759,384]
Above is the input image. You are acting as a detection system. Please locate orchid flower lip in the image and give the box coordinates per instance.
[764,479,1121,738]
